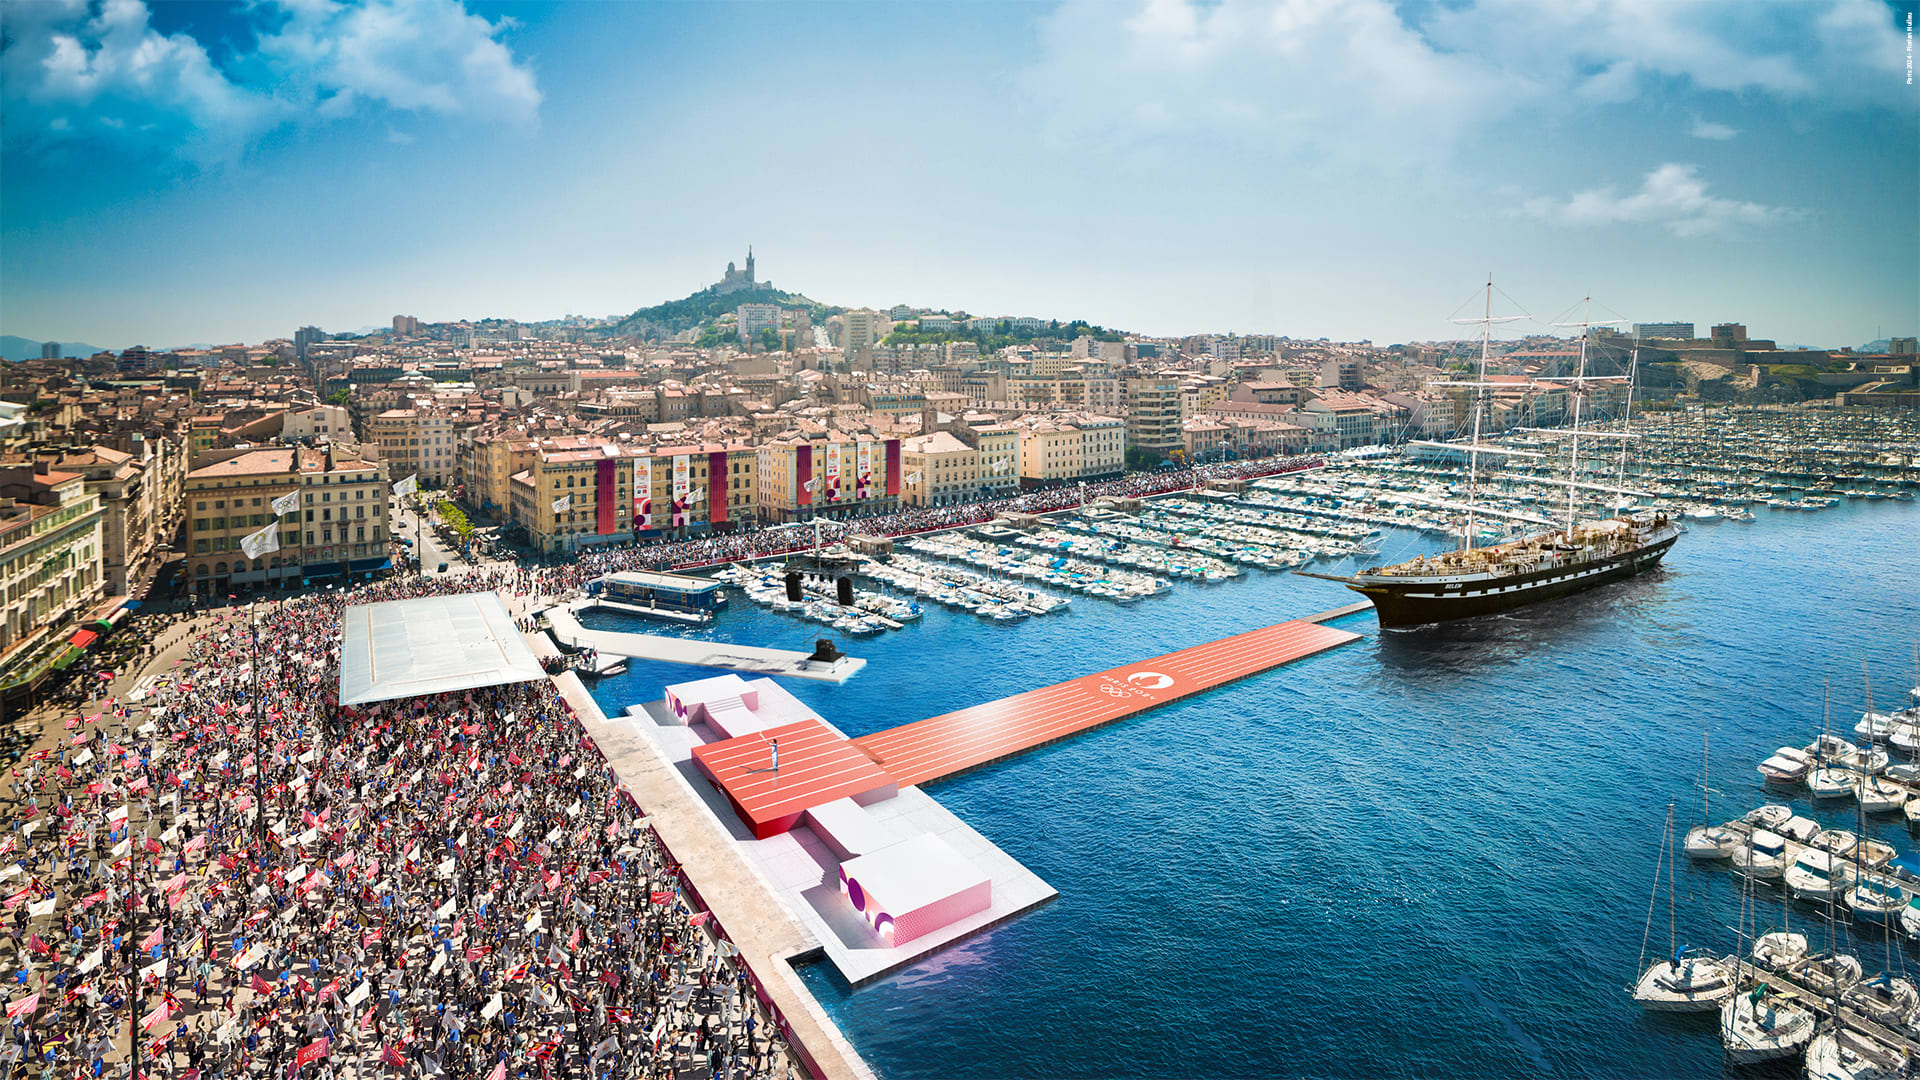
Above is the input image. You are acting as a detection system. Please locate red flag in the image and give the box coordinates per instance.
[295,1036,330,1068]
[486,1061,505,1080]
[381,1045,405,1068]
[600,970,621,988]
[139,926,163,952]
[26,934,50,955]
[649,891,673,905]
[251,974,273,996]
[689,911,711,927]
[5,992,38,1019]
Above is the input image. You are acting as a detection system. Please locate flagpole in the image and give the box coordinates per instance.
[127,795,138,1080]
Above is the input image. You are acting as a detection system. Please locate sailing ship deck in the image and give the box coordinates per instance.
[849,618,1360,786]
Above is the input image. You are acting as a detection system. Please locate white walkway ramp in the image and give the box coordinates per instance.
[545,603,866,683]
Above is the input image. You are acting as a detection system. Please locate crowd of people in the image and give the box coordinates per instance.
[0,449,1322,1076]
[3,575,800,1079]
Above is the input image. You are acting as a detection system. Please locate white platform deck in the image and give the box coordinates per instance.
[545,603,866,684]
[626,698,1057,985]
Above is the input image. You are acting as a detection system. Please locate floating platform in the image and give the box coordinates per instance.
[544,603,865,683]
[692,719,899,839]
[849,618,1360,787]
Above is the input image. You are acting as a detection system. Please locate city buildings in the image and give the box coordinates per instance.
[0,461,106,694]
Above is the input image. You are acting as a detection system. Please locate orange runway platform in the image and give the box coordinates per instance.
[691,719,900,838]
[850,619,1360,787]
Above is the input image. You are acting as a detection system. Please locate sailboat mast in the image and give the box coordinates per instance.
[1616,338,1639,497]
[1565,297,1590,539]
[1465,276,1492,553]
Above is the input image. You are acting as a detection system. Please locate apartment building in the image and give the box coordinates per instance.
[755,436,901,523]
[1124,374,1185,458]
[184,446,391,595]
[369,408,456,487]
[901,431,979,508]
[0,463,106,693]
[509,442,759,554]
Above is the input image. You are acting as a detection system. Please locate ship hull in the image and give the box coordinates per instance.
[1346,532,1677,629]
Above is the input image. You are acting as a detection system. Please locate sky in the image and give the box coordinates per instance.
[1,0,1915,350]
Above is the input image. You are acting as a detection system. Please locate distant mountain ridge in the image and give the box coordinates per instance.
[0,335,110,362]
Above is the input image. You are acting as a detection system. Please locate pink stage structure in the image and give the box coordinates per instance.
[838,834,992,947]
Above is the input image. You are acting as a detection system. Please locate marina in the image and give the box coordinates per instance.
[567,408,1920,1079]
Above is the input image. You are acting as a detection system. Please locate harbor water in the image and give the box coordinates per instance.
[586,499,1920,1079]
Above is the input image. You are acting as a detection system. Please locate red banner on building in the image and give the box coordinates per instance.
[595,458,616,535]
[885,439,901,496]
[708,452,728,524]
[796,445,813,507]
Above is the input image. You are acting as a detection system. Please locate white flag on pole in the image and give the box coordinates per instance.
[688,487,704,505]
[271,490,300,516]
[239,521,280,561]
[905,470,923,484]
[393,474,418,498]
[552,493,571,514]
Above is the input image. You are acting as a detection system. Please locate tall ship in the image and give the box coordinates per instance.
[1308,280,1680,630]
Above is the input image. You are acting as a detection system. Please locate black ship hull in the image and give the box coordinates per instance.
[1345,532,1678,629]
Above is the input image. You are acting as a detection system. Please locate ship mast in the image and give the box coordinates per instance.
[1565,297,1590,539]
[1465,278,1491,553]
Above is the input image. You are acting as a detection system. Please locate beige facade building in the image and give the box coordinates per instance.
[0,463,106,693]
[901,431,979,507]
[185,447,391,595]
[509,443,759,554]
[755,436,900,523]
[369,408,456,487]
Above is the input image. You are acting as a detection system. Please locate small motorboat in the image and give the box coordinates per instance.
[1809,763,1857,799]
[1745,805,1794,831]
[1759,747,1814,786]
[1732,830,1789,881]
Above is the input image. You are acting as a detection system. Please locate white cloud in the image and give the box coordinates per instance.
[1689,119,1738,141]
[1026,0,1521,161]
[1519,164,1805,238]
[1026,0,1908,160]
[0,0,539,163]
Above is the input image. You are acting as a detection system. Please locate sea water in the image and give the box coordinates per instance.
[587,501,1920,1079]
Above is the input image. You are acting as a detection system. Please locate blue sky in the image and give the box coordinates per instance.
[2,0,1915,350]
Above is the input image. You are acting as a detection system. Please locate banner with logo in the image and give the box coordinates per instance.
[796,445,812,508]
[633,458,652,531]
[670,455,690,527]
[855,441,873,500]
[824,443,841,502]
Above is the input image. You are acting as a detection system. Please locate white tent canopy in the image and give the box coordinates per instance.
[338,592,546,706]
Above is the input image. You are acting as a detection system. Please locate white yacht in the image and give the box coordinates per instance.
[1840,974,1920,1029]
[1808,830,1861,861]
[1788,952,1865,997]
[1719,986,1816,1065]
[1731,830,1789,881]
[1683,824,1741,861]
[1844,872,1911,922]
[1806,1024,1910,1080]
[1810,763,1858,800]
[1745,805,1794,832]
[1750,930,1808,972]
[1858,774,1909,814]
[1630,951,1737,1012]
[1900,896,1920,942]
[1785,849,1854,902]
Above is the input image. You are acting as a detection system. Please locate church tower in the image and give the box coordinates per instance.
[745,246,755,286]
